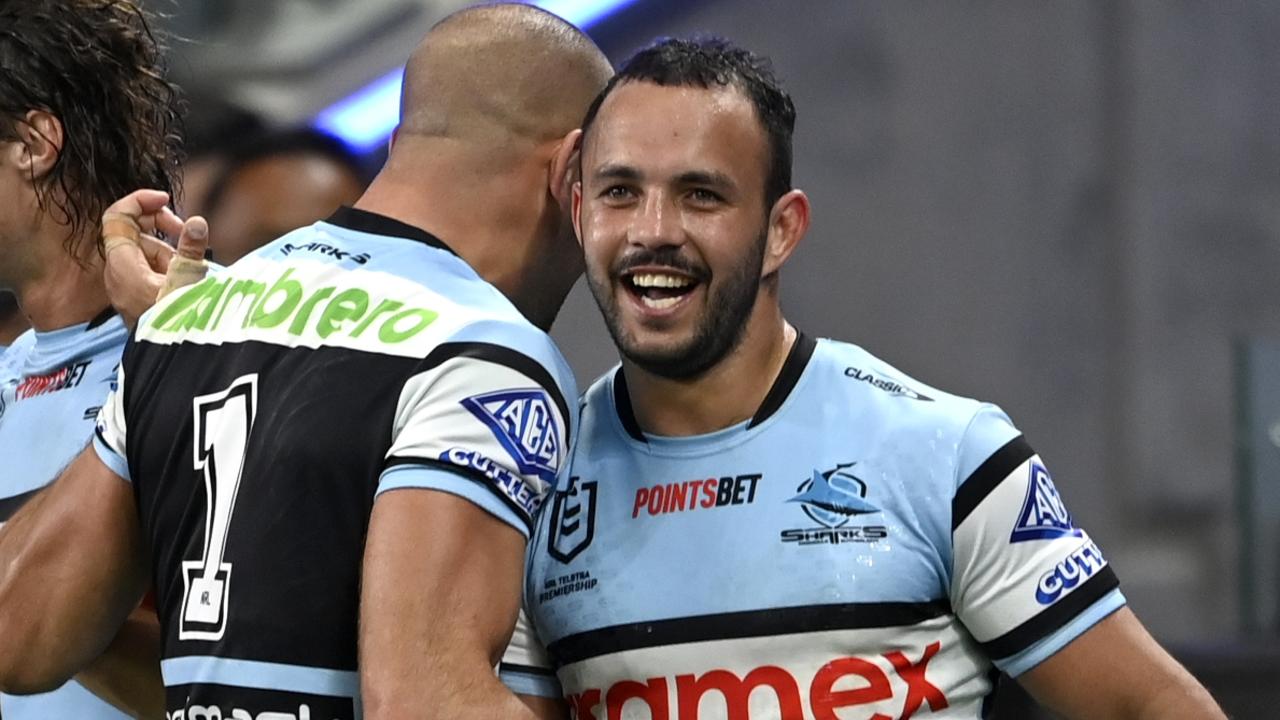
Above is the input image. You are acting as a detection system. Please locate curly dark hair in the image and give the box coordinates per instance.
[580,37,796,209]
[0,0,184,258]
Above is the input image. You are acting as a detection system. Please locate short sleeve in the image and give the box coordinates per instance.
[497,608,561,699]
[92,362,131,481]
[950,405,1125,676]
[375,344,572,538]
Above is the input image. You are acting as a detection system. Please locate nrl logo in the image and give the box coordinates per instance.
[548,475,597,564]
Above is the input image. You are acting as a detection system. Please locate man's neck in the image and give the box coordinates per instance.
[624,305,797,437]
[12,230,110,333]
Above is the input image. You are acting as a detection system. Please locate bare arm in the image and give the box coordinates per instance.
[75,606,165,720]
[0,447,149,694]
[360,489,543,719]
[518,694,568,719]
[1019,607,1225,720]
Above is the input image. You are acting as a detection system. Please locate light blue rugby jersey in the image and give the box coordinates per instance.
[525,334,1125,719]
[0,311,132,720]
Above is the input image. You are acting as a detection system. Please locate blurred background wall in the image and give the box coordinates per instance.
[148,0,1280,714]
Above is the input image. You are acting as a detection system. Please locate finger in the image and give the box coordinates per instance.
[158,216,211,300]
[104,242,164,321]
[102,189,170,226]
[138,234,176,274]
[152,206,186,240]
[175,216,209,261]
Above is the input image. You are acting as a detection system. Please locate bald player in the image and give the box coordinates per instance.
[0,5,611,719]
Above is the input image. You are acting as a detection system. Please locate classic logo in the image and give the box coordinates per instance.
[461,389,561,482]
[844,367,933,401]
[548,475,597,564]
[781,464,887,545]
[1011,461,1082,543]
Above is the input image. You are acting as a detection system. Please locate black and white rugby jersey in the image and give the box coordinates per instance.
[94,207,574,719]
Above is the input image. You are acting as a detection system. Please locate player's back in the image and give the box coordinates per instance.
[97,208,576,719]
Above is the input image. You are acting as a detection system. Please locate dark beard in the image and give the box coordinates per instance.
[588,231,766,380]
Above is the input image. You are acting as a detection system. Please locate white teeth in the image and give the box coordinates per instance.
[640,295,682,310]
[630,273,692,289]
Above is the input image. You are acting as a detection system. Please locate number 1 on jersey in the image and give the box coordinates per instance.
[181,374,258,641]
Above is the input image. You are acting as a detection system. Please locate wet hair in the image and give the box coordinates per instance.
[0,0,183,257]
[201,127,367,218]
[581,36,796,207]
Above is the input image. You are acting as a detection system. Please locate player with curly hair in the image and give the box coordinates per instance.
[0,1,183,718]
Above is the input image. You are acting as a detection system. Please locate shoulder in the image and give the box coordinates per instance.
[0,330,36,378]
[576,366,624,442]
[809,337,1023,487]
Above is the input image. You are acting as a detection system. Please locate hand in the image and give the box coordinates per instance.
[101,189,210,330]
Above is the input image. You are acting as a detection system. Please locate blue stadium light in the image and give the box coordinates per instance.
[313,70,404,152]
[535,0,640,29]
[315,0,641,152]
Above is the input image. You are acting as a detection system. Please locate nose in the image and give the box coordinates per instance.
[628,191,683,250]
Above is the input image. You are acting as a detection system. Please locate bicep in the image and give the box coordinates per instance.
[359,486,528,711]
[518,694,568,719]
[1018,607,1218,720]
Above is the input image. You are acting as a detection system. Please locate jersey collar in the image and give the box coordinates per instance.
[324,206,457,256]
[613,331,818,443]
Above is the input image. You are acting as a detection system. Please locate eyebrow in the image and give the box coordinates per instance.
[592,164,642,182]
[590,165,736,191]
[674,170,735,190]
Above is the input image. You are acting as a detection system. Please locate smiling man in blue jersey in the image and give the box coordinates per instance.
[0,4,612,719]
[523,38,1226,719]
[0,2,183,718]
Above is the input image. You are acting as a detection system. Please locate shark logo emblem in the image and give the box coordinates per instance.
[548,476,597,564]
[789,463,880,529]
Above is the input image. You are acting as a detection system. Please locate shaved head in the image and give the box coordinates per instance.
[398,3,612,149]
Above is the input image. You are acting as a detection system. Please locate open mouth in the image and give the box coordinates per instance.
[622,270,701,311]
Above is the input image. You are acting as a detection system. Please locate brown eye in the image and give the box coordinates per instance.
[689,188,723,204]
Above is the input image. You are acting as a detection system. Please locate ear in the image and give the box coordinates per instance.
[571,179,584,248]
[12,110,63,181]
[762,189,810,277]
[548,128,583,211]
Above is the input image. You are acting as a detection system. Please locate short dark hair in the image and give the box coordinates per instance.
[581,37,796,207]
[202,128,368,217]
[0,0,183,258]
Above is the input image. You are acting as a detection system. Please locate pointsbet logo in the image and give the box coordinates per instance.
[148,269,439,345]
